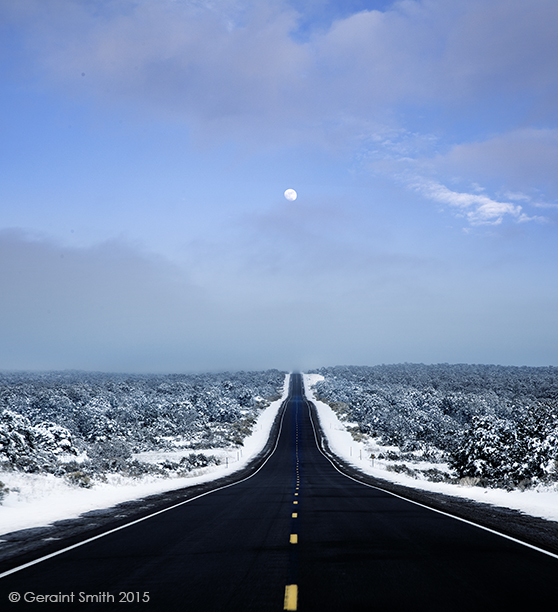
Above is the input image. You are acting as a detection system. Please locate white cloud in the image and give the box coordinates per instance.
[501,191,558,209]
[503,191,533,202]
[411,179,541,225]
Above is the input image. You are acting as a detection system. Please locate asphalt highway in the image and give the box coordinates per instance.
[1,373,557,610]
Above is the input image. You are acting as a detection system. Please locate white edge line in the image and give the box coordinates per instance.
[0,383,294,580]
[303,395,558,562]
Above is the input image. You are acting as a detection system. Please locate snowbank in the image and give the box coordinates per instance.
[0,374,291,536]
[303,373,558,524]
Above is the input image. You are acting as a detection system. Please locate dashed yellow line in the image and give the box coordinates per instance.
[284,416,301,610]
[284,585,298,610]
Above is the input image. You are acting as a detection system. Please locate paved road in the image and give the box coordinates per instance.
[1,373,557,610]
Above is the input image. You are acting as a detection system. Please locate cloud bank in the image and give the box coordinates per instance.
[2,225,557,372]
[0,230,214,371]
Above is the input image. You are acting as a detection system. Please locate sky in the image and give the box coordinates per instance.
[1,0,558,373]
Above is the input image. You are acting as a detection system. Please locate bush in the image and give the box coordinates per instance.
[0,480,9,503]
[65,471,93,488]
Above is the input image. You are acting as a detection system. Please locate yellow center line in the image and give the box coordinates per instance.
[290,534,298,544]
[292,512,297,518]
[293,501,298,504]
[284,585,298,611]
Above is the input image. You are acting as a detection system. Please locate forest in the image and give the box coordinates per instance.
[0,369,285,493]
[310,364,558,489]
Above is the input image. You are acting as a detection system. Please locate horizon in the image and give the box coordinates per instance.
[2,361,558,377]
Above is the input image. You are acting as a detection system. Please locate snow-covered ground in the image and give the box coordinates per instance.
[3,370,557,540]
[303,373,558,524]
[0,374,291,537]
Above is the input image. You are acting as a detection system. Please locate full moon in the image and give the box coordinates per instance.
[284,188,297,201]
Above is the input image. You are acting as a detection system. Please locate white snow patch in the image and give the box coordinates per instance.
[0,374,291,536]
[303,373,558,524]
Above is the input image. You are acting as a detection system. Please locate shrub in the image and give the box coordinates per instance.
[0,480,9,503]
[65,471,93,488]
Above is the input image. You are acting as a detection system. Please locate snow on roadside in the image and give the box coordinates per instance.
[303,373,558,524]
[0,374,291,537]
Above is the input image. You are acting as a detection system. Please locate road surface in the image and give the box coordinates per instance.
[1,373,557,610]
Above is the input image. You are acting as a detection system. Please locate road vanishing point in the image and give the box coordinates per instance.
[1,373,557,610]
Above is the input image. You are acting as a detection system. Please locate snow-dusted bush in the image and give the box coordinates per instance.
[449,403,558,487]
[0,410,79,474]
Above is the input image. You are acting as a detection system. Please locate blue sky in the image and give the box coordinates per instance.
[1,0,558,372]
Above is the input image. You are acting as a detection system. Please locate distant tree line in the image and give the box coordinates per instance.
[310,364,558,489]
